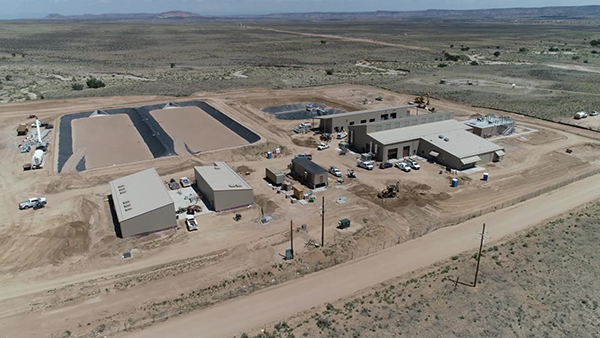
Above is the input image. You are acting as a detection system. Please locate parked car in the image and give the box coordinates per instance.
[379,162,393,169]
[317,142,330,151]
[336,132,348,139]
[375,96,384,101]
[590,111,599,116]
[405,158,420,170]
[329,166,342,177]
[574,111,588,119]
[395,162,412,172]
[295,153,312,160]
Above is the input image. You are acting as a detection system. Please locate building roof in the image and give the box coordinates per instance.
[194,162,253,191]
[463,115,514,129]
[421,129,505,159]
[315,105,413,119]
[368,119,471,145]
[109,168,173,222]
[292,158,328,174]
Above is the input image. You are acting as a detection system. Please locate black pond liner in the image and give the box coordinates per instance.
[262,103,327,114]
[57,101,260,173]
[274,108,346,120]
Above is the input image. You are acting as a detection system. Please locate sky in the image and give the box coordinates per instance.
[1,0,596,19]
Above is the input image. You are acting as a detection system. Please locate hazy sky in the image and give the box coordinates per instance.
[1,0,596,19]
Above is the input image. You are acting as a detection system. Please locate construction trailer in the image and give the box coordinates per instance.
[109,168,176,237]
[290,158,328,189]
[349,118,505,170]
[463,115,515,138]
[194,162,254,212]
[265,167,285,186]
[16,124,28,136]
[315,105,446,134]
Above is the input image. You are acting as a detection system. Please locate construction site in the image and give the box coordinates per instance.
[1,84,600,338]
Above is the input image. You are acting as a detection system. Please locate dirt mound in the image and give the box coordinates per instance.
[412,183,431,191]
[235,165,255,175]
[255,194,279,215]
[36,221,91,264]
[292,137,318,148]
[349,183,447,212]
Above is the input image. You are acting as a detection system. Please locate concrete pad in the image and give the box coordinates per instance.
[168,186,213,217]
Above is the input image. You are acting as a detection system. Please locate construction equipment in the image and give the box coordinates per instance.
[347,169,356,178]
[185,215,198,231]
[414,92,430,108]
[377,181,400,199]
[234,214,242,221]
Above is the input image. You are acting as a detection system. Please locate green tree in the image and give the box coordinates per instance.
[5,75,12,81]
[86,77,106,89]
[325,69,334,75]
[72,83,84,91]
[589,39,600,46]
[493,51,501,57]
[470,61,479,66]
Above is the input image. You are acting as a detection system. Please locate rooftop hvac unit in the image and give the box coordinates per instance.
[438,135,444,139]
[444,137,450,142]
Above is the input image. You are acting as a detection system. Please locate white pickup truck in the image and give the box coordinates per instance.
[185,215,198,231]
[19,197,46,210]
[357,160,374,170]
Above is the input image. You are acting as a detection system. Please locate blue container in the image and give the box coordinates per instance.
[285,248,293,260]
[266,152,273,159]
[451,178,458,188]
[483,173,489,181]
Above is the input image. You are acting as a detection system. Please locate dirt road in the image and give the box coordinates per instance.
[253,27,431,51]
[125,174,600,338]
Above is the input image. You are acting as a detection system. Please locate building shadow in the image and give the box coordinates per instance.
[107,194,123,238]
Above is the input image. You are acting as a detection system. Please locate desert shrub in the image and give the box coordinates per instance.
[460,46,470,51]
[86,77,105,89]
[316,317,331,329]
[470,61,479,66]
[5,75,12,81]
[519,47,528,53]
[494,51,501,57]
[451,255,459,260]
[444,53,460,62]
[549,47,560,52]
[572,56,580,60]
[240,334,249,338]
[71,83,84,91]
[590,39,600,46]
[170,63,175,68]
[591,50,598,54]
[437,63,448,68]
[325,69,334,75]
[584,60,589,63]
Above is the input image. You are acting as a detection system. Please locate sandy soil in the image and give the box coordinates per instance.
[69,114,154,171]
[1,84,600,338]
[150,106,248,154]
[124,174,600,338]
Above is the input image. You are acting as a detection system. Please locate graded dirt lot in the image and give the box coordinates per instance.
[124,174,600,338]
[1,84,600,338]
[66,114,154,172]
[150,106,248,154]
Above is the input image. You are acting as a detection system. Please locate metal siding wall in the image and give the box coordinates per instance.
[195,169,216,210]
[479,152,493,163]
[120,203,176,237]
[214,189,254,211]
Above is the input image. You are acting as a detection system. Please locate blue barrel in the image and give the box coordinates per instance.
[483,173,489,181]
[267,152,273,159]
[451,178,458,187]
[285,248,293,260]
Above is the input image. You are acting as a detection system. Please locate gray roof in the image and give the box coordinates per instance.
[315,105,413,119]
[194,162,253,191]
[292,158,327,174]
[369,119,471,145]
[109,168,173,222]
[421,129,505,159]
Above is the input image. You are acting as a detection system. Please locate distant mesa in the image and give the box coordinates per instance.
[43,11,199,21]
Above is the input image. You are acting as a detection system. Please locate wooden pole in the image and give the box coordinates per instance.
[321,196,325,247]
[473,223,486,287]
[290,220,294,259]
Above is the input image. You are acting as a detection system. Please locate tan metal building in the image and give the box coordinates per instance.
[109,168,176,237]
[194,162,254,211]
[290,158,328,189]
[316,105,416,133]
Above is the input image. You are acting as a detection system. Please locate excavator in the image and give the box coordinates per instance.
[413,92,430,109]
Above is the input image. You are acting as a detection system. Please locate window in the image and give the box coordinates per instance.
[381,114,389,120]
[349,121,355,126]
[420,118,426,124]
[429,117,435,122]
[395,122,401,128]
[412,120,418,125]
[369,118,375,123]
[404,121,410,126]
[376,125,382,131]
[385,124,391,130]
[391,113,397,119]
[360,120,367,124]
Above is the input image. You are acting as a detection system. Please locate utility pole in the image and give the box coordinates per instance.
[321,196,325,247]
[473,223,486,287]
[290,220,294,259]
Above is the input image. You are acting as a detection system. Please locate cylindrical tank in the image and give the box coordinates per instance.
[451,178,458,188]
[32,149,44,167]
[483,173,489,181]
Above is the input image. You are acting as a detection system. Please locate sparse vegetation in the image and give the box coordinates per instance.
[86,77,105,89]
[71,83,84,91]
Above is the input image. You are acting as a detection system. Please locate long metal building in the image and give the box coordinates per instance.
[109,168,176,237]
[316,105,432,133]
[194,162,254,212]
